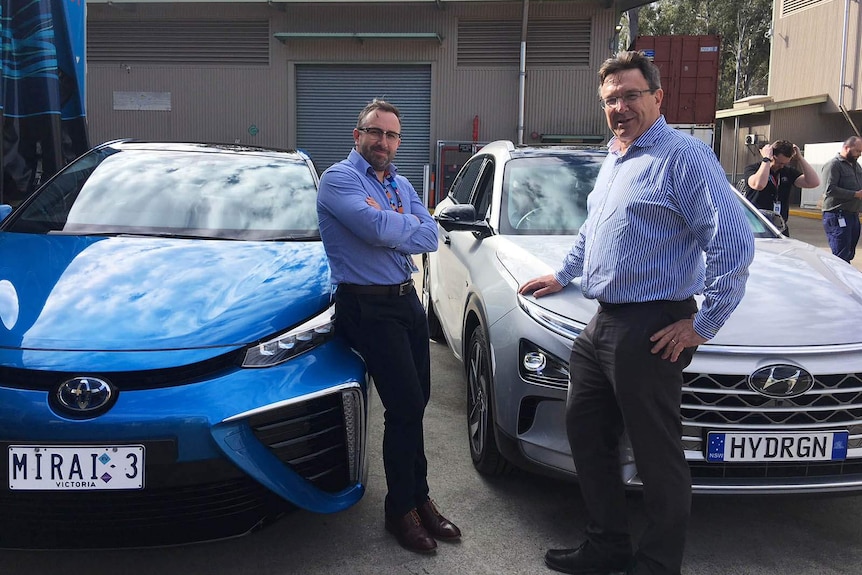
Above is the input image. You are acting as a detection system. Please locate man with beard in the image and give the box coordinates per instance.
[317,99,461,554]
[821,136,862,262]
[741,139,820,237]
[519,51,754,575]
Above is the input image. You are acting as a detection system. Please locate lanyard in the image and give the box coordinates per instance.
[382,171,404,213]
[769,172,779,189]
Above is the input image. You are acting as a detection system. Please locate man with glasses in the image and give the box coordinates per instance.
[317,99,461,555]
[741,139,820,237]
[520,51,754,575]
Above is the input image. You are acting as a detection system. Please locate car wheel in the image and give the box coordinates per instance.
[422,255,444,341]
[466,326,511,475]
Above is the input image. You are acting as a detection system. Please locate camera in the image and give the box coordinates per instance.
[745,134,757,145]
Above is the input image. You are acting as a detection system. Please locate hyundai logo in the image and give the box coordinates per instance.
[748,365,814,398]
[57,377,113,412]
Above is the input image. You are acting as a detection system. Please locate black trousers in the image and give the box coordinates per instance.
[335,287,431,518]
[566,299,697,575]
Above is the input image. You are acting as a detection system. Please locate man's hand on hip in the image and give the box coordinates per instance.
[650,317,708,362]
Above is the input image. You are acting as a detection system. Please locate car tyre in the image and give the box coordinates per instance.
[422,255,444,341]
[466,326,511,475]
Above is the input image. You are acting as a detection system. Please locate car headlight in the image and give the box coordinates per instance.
[242,304,335,367]
[519,339,570,389]
[517,294,585,342]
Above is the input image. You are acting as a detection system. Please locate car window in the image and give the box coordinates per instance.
[448,157,485,204]
[471,160,495,220]
[500,154,603,235]
[5,148,320,240]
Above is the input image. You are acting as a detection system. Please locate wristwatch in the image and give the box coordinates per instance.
[762,157,772,163]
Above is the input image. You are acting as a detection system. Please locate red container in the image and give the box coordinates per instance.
[633,35,720,125]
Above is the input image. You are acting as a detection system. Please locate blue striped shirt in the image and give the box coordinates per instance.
[554,116,754,339]
[317,149,438,286]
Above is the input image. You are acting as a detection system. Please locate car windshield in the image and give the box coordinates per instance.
[5,146,320,241]
[500,154,603,235]
[500,153,778,238]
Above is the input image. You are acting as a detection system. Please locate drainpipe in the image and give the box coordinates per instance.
[731,116,740,183]
[839,0,861,136]
[517,0,529,145]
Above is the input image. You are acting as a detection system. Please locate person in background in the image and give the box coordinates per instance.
[519,51,754,575]
[316,99,461,555]
[741,139,820,237]
[820,136,862,263]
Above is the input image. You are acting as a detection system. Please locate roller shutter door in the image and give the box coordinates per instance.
[296,65,431,188]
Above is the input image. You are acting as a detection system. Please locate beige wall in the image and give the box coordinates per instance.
[86,1,616,160]
[769,0,861,112]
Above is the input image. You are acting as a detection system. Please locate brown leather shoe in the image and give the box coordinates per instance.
[385,509,437,553]
[416,499,462,540]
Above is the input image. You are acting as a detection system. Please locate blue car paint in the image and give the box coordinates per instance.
[0,233,331,351]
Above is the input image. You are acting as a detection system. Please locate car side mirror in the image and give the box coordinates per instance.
[0,205,12,223]
[435,204,492,239]
[758,209,787,233]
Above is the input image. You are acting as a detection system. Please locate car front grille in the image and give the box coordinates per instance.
[681,371,862,482]
[0,459,292,548]
[681,371,862,426]
[249,388,362,493]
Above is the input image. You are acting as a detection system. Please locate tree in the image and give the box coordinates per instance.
[630,0,773,109]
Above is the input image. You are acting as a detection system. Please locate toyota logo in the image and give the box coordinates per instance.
[748,365,814,398]
[57,377,113,412]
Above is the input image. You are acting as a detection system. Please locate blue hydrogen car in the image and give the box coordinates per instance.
[0,141,368,548]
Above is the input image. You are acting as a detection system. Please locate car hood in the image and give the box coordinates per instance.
[497,235,862,347]
[0,233,331,351]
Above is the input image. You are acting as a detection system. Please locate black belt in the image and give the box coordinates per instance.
[598,297,694,311]
[338,279,414,297]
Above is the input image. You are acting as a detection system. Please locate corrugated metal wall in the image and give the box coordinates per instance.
[86,1,616,162]
[770,0,860,112]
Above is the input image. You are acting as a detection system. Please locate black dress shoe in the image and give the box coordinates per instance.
[544,542,631,575]
[416,499,462,540]
[385,509,437,553]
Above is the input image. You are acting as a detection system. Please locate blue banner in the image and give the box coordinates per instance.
[0,0,88,203]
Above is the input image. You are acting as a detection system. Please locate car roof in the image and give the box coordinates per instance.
[95,139,312,162]
[478,139,607,160]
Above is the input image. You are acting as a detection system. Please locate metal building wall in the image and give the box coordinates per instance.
[769,0,861,113]
[86,2,617,156]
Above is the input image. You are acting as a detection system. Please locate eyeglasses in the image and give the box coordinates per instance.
[357,127,402,142]
[600,89,656,109]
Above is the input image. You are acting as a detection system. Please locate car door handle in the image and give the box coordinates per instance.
[443,234,451,245]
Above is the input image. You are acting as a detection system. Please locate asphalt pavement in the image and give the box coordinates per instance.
[787,208,861,271]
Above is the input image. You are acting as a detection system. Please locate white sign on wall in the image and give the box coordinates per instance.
[113,92,172,112]
[801,142,842,209]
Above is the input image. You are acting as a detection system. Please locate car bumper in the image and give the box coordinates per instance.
[0,340,368,548]
[488,304,862,495]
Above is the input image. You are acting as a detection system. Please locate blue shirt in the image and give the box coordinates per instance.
[554,116,754,340]
[317,149,438,286]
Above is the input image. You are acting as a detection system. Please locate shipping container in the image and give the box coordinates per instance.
[634,35,720,125]
[670,124,715,148]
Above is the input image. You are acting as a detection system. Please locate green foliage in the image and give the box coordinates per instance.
[632,0,773,109]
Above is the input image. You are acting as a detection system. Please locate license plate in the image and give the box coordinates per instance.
[706,431,848,463]
[8,445,145,490]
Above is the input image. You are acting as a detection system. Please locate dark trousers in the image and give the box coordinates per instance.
[823,210,861,263]
[335,288,431,518]
[566,299,697,575]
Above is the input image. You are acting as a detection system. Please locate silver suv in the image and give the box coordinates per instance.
[425,140,862,494]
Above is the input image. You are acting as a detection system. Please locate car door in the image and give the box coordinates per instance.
[434,155,495,355]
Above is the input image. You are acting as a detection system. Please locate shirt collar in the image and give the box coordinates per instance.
[347,148,399,179]
[608,115,667,155]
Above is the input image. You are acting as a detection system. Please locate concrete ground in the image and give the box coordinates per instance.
[787,208,861,272]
